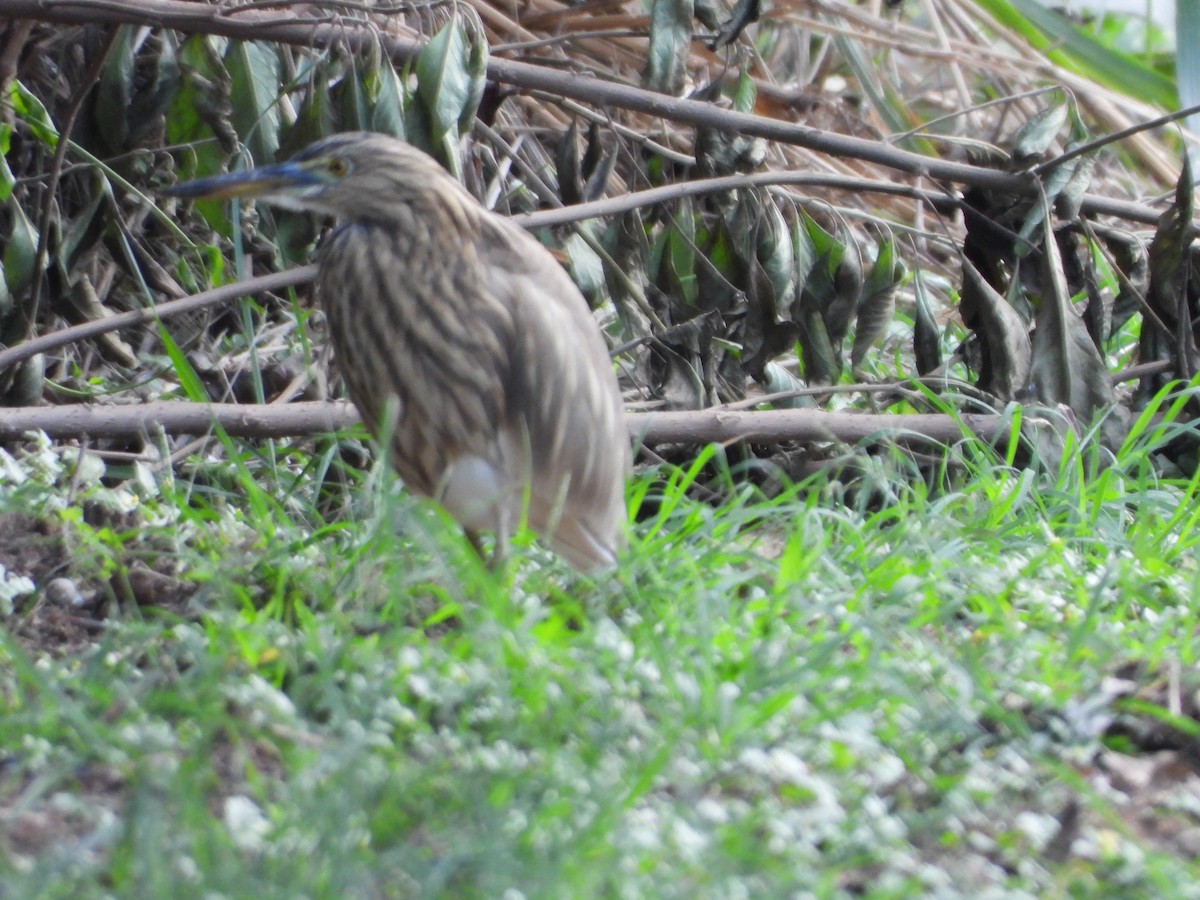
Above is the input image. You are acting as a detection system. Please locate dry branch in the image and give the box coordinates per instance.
[0,400,1009,447]
[0,267,316,372]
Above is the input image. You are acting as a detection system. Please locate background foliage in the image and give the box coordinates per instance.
[5,0,1200,895]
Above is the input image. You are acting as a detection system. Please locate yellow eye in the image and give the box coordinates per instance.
[327,157,349,176]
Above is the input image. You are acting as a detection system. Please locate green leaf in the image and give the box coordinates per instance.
[2,199,39,300]
[795,303,838,385]
[760,361,814,409]
[973,0,1175,107]
[159,323,210,403]
[665,198,699,306]
[10,81,58,147]
[96,26,136,153]
[757,202,795,321]
[280,66,336,160]
[168,36,235,234]
[732,71,757,114]
[369,64,408,140]
[0,123,15,203]
[334,64,370,133]
[563,229,608,307]
[414,17,488,169]
[791,213,817,296]
[790,212,847,376]
[226,41,282,164]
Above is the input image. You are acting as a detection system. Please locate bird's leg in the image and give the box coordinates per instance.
[465,528,509,574]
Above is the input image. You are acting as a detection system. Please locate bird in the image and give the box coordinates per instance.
[167,132,628,571]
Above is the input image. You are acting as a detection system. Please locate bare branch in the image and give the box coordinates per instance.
[0,266,317,372]
[0,400,360,441]
[0,400,1009,447]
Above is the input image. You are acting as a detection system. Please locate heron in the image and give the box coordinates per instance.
[167,132,628,571]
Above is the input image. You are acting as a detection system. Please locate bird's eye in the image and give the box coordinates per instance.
[327,157,350,176]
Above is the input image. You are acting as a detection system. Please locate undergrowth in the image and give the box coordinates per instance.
[4,384,1200,896]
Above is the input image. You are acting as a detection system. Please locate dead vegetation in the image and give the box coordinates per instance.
[0,0,1195,475]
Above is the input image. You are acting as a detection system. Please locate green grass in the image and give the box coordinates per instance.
[4,401,1200,898]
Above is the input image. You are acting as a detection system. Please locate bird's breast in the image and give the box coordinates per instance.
[317,221,512,495]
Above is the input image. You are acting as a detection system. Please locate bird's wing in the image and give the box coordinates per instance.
[479,217,629,569]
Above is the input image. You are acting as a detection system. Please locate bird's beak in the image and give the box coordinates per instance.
[164,162,323,201]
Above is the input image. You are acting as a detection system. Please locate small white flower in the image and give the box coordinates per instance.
[224,795,271,852]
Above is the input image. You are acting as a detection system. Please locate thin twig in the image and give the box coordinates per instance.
[515,171,960,229]
[0,267,316,372]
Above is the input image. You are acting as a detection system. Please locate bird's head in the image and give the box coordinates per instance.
[165,132,451,220]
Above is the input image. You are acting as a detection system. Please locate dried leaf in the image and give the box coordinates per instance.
[127,32,181,145]
[961,257,1031,399]
[1143,157,1198,388]
[1016,146,1098,253]
[60,170,110,271]
[912,266,942,376]
[1011,103,1068,168]
[1028,210,1113,421]
[99,30,181,153]
[1052,133,1098,221]
[0,353,43,406]
[62,275,137,368]
[826,241,863,348]
[582,146,618,203]
[851,233,903,368]
[709,0,761,50]
[557,121,583,206]
[645,0,694,96]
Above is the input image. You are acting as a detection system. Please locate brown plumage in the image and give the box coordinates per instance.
[168,132,628,570]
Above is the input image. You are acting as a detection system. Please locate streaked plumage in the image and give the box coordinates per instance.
[168,132,628,570]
